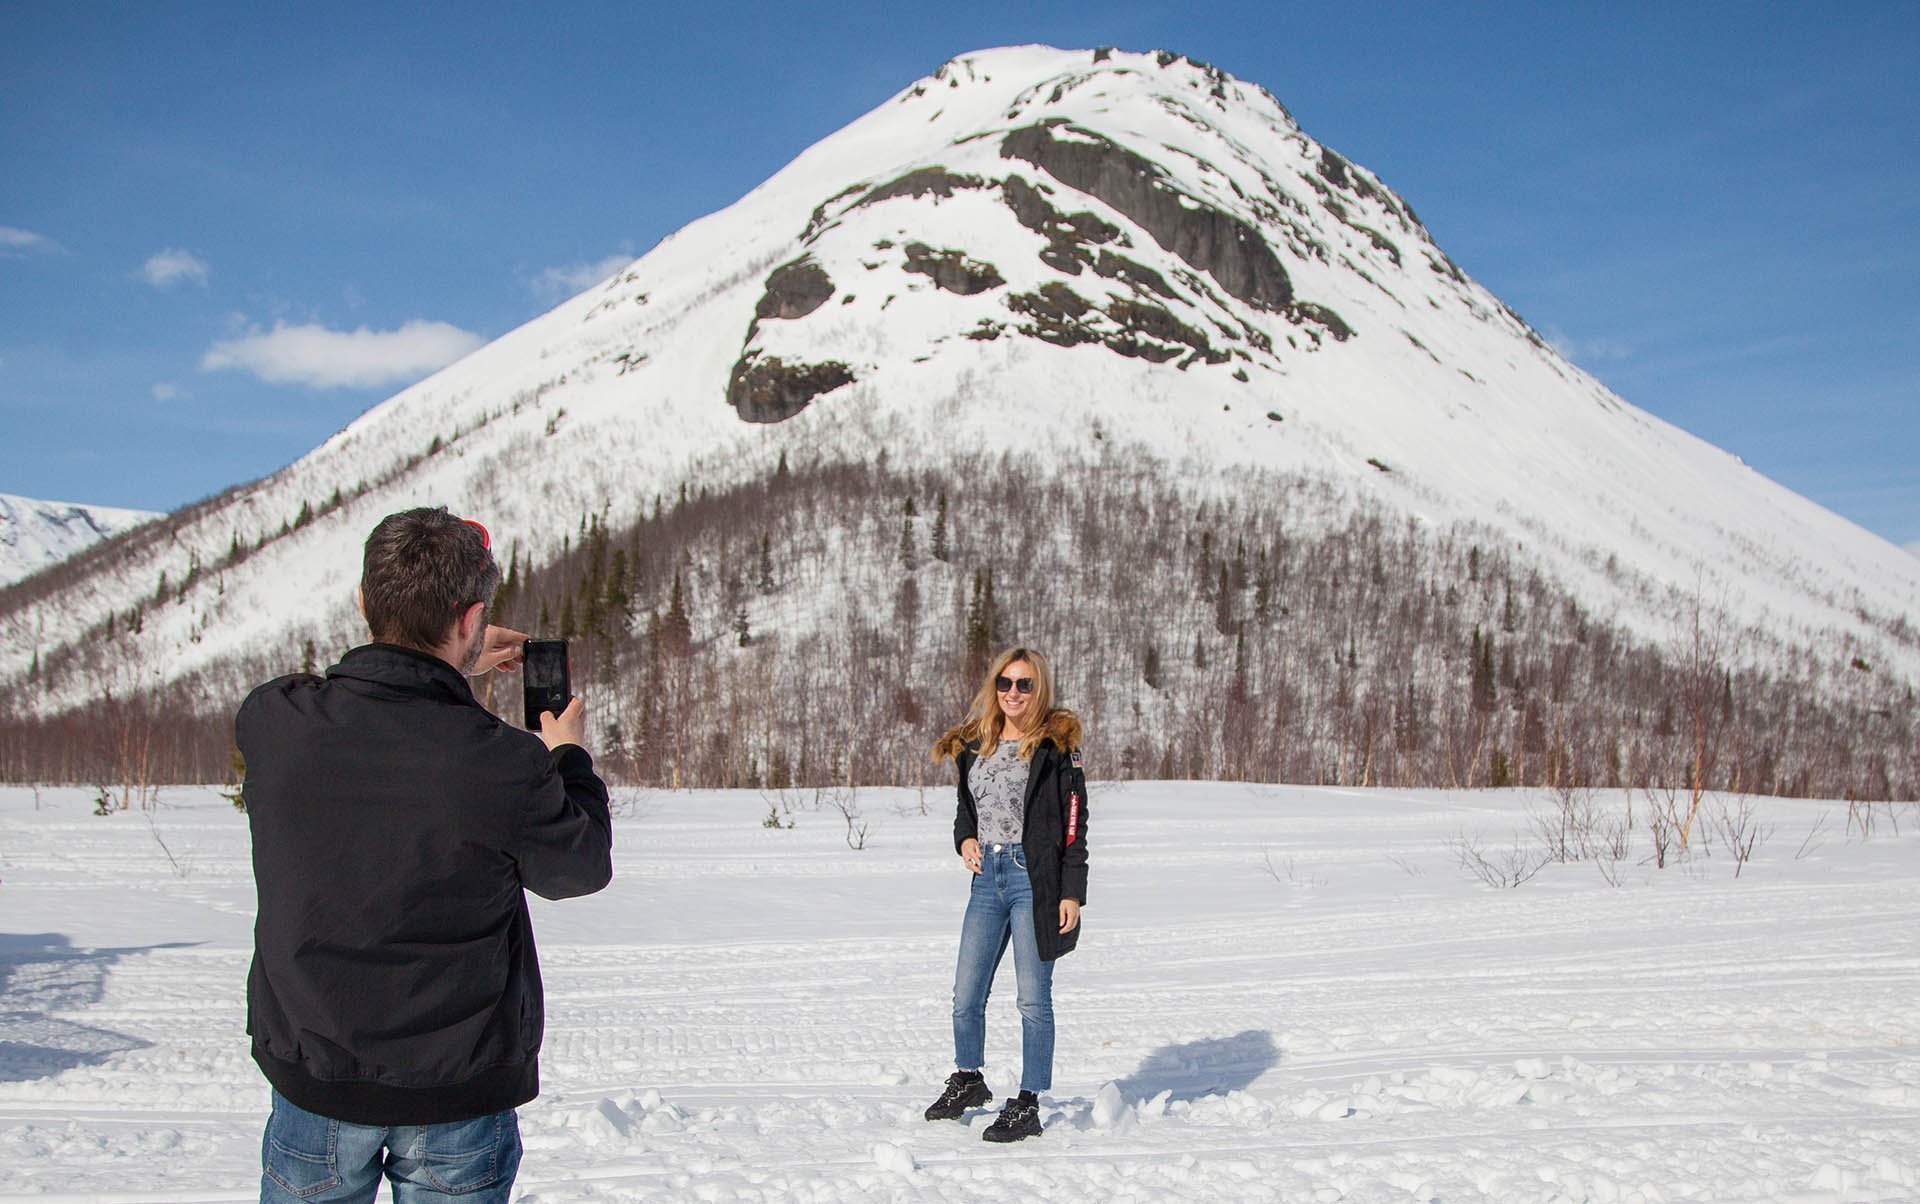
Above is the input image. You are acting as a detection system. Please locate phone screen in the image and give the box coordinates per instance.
[522,639,570,729]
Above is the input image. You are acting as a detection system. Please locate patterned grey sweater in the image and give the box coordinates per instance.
[968,738,1030,845]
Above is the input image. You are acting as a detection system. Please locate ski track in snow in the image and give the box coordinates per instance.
[2,783,1918,1202]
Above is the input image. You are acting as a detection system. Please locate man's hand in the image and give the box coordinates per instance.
[1059,898,1081,934]
[959,837,982,874]
[538,695,587,752]
[473,625,531,674]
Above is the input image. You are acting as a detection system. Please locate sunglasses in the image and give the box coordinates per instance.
[460,517,492,551]
[995,675,1035,695]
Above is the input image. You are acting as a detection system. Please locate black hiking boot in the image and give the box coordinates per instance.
[982,1091,1043,1142]
[924,1070,992,1121]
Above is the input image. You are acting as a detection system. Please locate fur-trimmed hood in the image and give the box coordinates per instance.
[932,707,1082,762]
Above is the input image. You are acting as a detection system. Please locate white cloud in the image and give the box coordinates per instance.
[532,254,632,302]
[152,383,182,402]
[201,319,484,389]
[1,225,53,255]
[141,248,210,288]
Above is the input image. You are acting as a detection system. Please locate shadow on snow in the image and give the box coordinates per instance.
[0,932,194,1084]
[1114,1028,1281,1105]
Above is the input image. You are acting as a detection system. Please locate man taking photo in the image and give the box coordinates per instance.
[238,506,613,1203]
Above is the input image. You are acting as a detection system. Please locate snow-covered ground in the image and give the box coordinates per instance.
[2,782,1917,1202]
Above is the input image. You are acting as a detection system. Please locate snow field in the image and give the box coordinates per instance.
[2,783,1918,1201]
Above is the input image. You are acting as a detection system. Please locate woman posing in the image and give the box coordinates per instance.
[924,646,1089,1142]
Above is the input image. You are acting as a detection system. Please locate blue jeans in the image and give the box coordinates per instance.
[952,842,1055,1093]
[260,1090,521,1203]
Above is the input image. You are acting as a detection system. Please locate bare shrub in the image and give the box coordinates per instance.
[1260,848,1324,888]
[819,784,872,850]
[1710,795,1771,878]
[1593,804,1635,886]
[760,793,795,830]
[145,805,191,879]
[1794,812,1830,860]
[1529,780,1601,862]
[1448,829,1546,889]
[1642,785,1685,869]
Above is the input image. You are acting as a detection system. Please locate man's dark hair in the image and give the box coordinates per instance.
[360,508,501,650]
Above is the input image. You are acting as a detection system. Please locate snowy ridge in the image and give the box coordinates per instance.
[0,492,159,588]
[0,45,1915,706]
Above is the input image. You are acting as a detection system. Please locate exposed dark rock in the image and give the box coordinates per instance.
[1287,301,1354,342]
[755,258,835,321]
[1426,253,1467,285]
[1004,283,1228,366]
[803,182,868,240]
[1351,224,1402,266]
[1108,298,1228,364]
[1316,148,1382,205]
[1001,122,1293,311]
[1002,174,1120,274]
[902,243,1005,294]
[1317,147,1352,192]
[727,353,855,423]
[1093,46,1113,62]
[855,167,987,208]
[1093,249,1175,297]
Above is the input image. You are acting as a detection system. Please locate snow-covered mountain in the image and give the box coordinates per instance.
[2,45,1916,711]
[0,492,159,588]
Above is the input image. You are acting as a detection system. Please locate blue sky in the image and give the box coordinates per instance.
[3,2,1915,549]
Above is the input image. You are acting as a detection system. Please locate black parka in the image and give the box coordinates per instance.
[950,710,1090,962]
[237,643,613,1126]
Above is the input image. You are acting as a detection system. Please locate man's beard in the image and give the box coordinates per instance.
[456,616,487,675]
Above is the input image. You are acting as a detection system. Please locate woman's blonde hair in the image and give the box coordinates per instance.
[932,646,1058,763]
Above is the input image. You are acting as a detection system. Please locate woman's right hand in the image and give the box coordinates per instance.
[960,837,982,874]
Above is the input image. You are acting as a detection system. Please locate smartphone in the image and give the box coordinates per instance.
[522,639,571,730]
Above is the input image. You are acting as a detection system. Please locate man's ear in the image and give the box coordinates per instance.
[458,601,486,641]
[354,586,365,618]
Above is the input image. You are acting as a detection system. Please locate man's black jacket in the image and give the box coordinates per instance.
[238,643,613,1125]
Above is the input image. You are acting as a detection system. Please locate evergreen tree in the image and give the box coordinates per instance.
[1214,563,1233,634]
[758,533,775,592]
[1230,630,1249,706]
[898,515,917,570]
[604,548,631,633]
[734,603,751,647]
[964,570,995,678]
[1471,629,1497,713]
[931,491,950,562]
[662,570,692,656]
[1143,642,1162,690]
